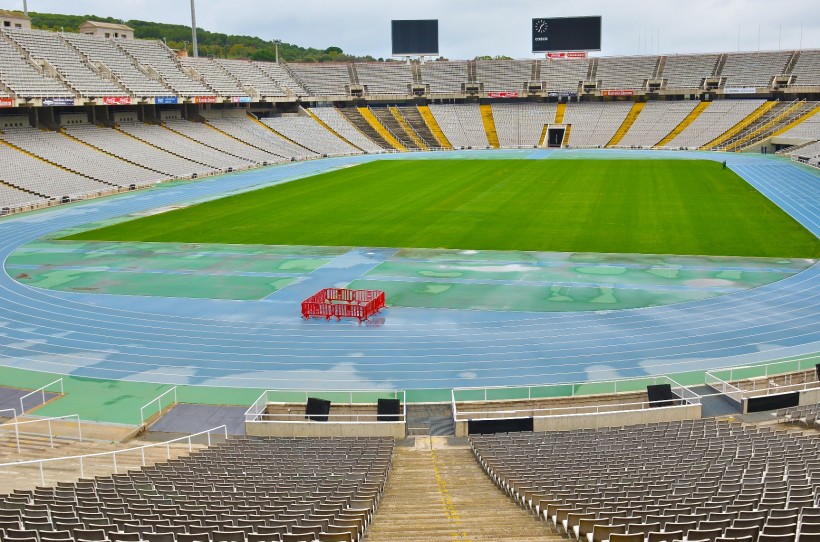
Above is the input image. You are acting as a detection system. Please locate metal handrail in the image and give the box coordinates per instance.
[454,398,697,422]
[140,386,178,425]
[19,378,63,414]
[0,425,228,486]
[0,414,82,453]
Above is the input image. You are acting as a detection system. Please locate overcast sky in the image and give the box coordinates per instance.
[10,0,820,58]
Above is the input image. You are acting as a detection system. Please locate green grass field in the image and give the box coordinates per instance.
[65,159,820,258]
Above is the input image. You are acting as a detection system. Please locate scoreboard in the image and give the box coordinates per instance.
[392,19,439,56]
[532,16,602,53]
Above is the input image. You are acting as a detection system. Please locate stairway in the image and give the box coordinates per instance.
[389,106,428,150]
[337,108,393,150]
[358,107,406,151]
[734,101,820,151]
[302,107,364,151]
[654,101,710,148]
[722,100,804,151]
[606,102,646,147]
[364,440,557,542]
[479,104,500,148]
[370,107,414,149]
[554,102,567,124]
[398,106,438,148]
[701,101,776,150]
[561,124,572,147]
[417,105,453,149]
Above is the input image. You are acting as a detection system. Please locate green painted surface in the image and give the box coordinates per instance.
[62,160,820,258]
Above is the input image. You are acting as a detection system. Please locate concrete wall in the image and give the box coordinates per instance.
[799,388,820,406]
[246,421,405,438]
[456,403,701,436]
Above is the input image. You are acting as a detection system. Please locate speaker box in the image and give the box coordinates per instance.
[305,397,331,422]
[647,384,677,408]
[377,399,401,422]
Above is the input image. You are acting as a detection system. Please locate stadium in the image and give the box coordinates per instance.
[0,2,820,541]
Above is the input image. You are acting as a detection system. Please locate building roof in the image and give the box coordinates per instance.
[0,9,31,20]
[79,20,133,31]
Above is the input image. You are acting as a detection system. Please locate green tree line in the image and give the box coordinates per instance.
[27,11,386,62]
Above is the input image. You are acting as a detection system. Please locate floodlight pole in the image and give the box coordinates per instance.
[23,0,28,15]
[274,39,281,64]
[190,0,199,57]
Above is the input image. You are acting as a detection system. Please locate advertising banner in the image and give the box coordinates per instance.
[0,98,14,108]
[43,97,74,106]
[155,96,179,105]
[724,87,756,94]
[487,91,519,98]
[103,96,132,105]
[230,96,253,103]
[546,52,588,59]
[602,90,634,97]
[548,92,578,98]
[195,96,217,104]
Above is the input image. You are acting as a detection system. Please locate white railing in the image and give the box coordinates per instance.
[0,414,82,453]
[19,378,63,413]
[245,390,406,424]
[140,386,178,425]
[0,408,18,420]
[704,372,744,405]
[0,425,227,486]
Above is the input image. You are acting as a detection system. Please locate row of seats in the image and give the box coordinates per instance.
[472,418,820,542]
[0,436,394,542]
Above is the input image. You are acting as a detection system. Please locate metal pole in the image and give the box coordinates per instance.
[190,0,199,58]
[23,0,27,16]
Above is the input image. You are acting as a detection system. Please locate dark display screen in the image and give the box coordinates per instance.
[532,16,602,52]
[392,19,439,56]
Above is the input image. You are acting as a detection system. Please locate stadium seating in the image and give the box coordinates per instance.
[790,51,820,87]
[201,110,317,160]
[0,127,168,187]
[720,51,792,88]
[217,59,288,98]
[65,124,217,178]
[476,60,533,94]
[661,53,720,89]
[420,61,468,95]
[286,63,351,96]
[163,120,286,164]
[115,38,212,97]
[663,99,766,149]
[3,29,127,97]
[254,62,309,97]
[0,182,47,211]
[472,418,820,540]
[62,33,175,98]
[541,58,589,93]
[617,101,699,148]
[0,37,75,98]
[595,55,659,90]
[0,436,393,542]
[563,101,633,147]
[179,57,248,98]
[308,107,383,152]
[261,115,361,155]
[428,103,490,148]
[356,62,413,95]
[491,102,557,147]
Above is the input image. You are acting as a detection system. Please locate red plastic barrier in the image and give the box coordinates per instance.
[301,288,386,323]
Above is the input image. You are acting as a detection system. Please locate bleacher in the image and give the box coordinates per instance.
[286,63,350,96]
[473,418,820,542]
[62,33,174,97]
[179,57,248,98]
[254,62,308,97]
[3,29,127,97]
[164,120,285,164]
[261,115,361,156]
[420,61,468,95]
[541,58,589,93]
[428,103,489,148]
[0,182,46,211]
[356,62,412,96]
[563,102,633,147]
[0,127,167,187]
[595,55,659,90]
[217,60,288,99]
[308,107,383,152]
[491,102,557,147]
[476,60,532,94]
[661,54,719,89]
[664,99,766,149]
[0,436,393,542]
[0,37,74,98]
[720,51,792,88]
[617,101,699,148]
[66,124,214,178]
[790,51,820,87]
[201,110,316,160]
[115,39,212,97]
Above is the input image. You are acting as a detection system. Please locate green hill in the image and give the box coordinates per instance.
[27,11,380,63]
